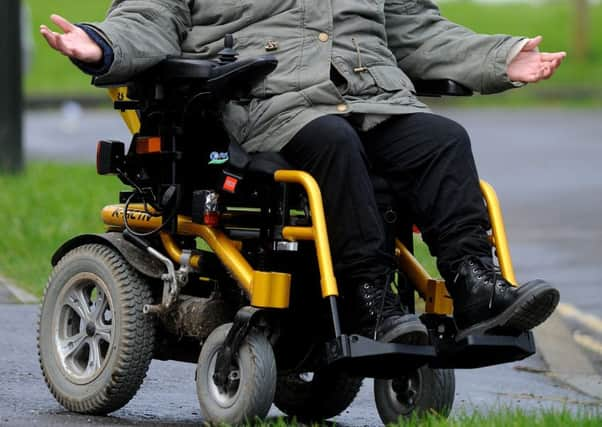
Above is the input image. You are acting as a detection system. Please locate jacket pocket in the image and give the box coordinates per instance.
[368,65,415,94]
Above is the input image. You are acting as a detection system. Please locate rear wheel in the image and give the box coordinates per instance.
[38,244,155,414]
[196,323,277,424]
[374,367,455,424]
[274,369,363,422]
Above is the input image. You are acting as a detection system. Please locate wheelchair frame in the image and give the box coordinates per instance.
[105,86,518,319]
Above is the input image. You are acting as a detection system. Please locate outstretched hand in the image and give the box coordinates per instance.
[40,14,102,63]
[507,36,566,83]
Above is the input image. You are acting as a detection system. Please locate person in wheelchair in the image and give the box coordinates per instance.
[41,1,564,344]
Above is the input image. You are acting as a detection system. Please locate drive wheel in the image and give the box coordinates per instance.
[196,323,276,424]
[274,370,362,422]
[38,244,155,414]
[374,367,455,424]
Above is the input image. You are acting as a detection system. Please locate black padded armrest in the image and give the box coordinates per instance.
[412,79,473,97]
[93,55,278,90]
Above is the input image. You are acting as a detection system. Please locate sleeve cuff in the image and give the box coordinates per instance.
[70,24,115,76]
[505,38,533,88]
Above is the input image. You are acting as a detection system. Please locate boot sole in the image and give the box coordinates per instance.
[379,314,429,345]
[455,280,560,341]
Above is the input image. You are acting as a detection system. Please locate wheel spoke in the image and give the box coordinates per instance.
[87,338,103,373]
[91,289,108,322]
[95,323,112,344]
[66,288,92,321]
[59,331,87,359]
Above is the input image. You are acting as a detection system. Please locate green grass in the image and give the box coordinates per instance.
[248,408,602,426]
[0,162,123,296]
[23,0,602,106]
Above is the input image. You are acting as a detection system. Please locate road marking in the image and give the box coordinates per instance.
[557,302,602,334]
[573,331,602,356]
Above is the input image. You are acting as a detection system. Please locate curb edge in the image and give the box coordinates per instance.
[534,310,602,400]
[0,276,38,304]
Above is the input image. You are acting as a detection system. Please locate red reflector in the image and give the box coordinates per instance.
[203,212,220,226]
[413,225,421,234]
[222,176,239,193]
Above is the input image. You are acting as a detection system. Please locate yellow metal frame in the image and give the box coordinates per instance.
[480,180,517,285]
[102,204,292,309]
[105,88,517,312]
[108,87,141,134]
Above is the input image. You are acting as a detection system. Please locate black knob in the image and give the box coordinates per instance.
[218,34,238,63]
[225,34,234,49]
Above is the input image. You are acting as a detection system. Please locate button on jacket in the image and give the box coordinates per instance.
[89,0,525,152]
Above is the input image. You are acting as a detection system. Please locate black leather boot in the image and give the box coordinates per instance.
[450,256,560,340]
[351,279,428,344]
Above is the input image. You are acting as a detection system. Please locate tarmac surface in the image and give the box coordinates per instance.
[0,304,596,426]
[0,107,600,425]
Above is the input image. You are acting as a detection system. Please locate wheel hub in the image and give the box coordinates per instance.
[85,322,96,337]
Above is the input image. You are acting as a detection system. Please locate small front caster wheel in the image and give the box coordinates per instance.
[196,323,277,424]
[374,367,455,424]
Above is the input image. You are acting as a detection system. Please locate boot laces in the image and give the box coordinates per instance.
[454,256,503,309]
[359,271,400,339]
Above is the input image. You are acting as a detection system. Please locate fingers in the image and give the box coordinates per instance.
[541,65,553,80]
[522,35,543,52]
[50,14,76,33]
[534,54,563,82]
[540,52,567,62]
[40,25,60,50]
[40,24,75,57]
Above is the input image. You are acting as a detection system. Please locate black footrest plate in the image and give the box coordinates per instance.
[430,331,536,369]
[325,334,436,378]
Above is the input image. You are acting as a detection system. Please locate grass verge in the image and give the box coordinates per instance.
[0,162,123,296]
[252,408,602,426]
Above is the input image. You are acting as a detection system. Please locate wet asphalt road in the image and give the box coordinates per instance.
[1,107,600,425]
[0,305,595,426]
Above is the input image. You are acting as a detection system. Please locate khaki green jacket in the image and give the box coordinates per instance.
[90,0,524,152]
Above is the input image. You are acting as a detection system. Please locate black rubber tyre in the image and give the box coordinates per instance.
[38,244,155,414]
[196,323,277,424]
[374,367,455,424]
[273,370,363,422]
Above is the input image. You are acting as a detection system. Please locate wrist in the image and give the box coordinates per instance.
[73,24,114,76]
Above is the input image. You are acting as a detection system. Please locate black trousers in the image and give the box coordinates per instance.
[280,113,491,288]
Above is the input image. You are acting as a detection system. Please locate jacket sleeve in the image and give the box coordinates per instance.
[83,0,192,84]
[385,0,524,94]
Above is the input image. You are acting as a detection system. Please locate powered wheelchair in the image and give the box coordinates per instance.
[38,37,536,425]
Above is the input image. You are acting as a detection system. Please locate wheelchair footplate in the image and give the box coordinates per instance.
[422,314,536,369]
[430,332,535,369]
[325,334,437,378]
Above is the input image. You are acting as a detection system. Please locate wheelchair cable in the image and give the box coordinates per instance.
[116,167,162,213]
[123,191,177,238]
